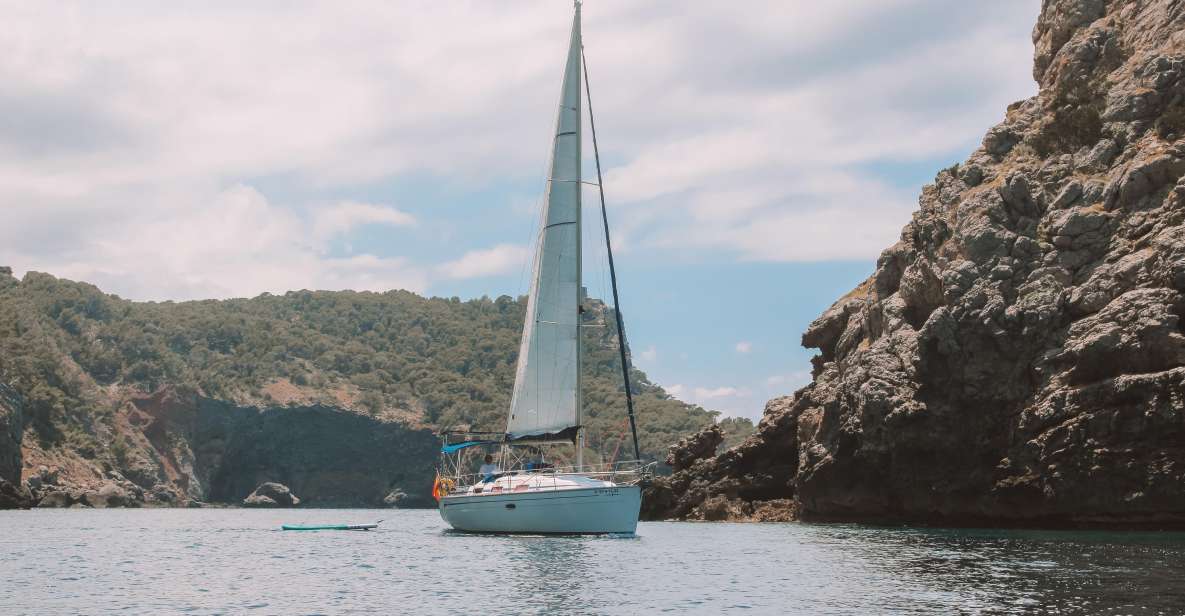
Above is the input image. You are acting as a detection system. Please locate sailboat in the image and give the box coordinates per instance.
[436,1,652,535]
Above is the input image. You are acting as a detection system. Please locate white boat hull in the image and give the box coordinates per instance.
[439,485,641,534]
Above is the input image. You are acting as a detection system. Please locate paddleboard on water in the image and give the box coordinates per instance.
[281,522,380,531]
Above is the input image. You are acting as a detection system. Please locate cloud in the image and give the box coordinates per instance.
[638,345,657,363]
[693,386,741,400]
[667,384,751,405]
[312,202,415,241]
[436,244,531,280]
[766,371,812,389]
[602,11,1038,261]
[4,184,427,301]
[735,341,752,354]
[664,380,761,419]
[0,1,1039,300]
[664,372,814,421]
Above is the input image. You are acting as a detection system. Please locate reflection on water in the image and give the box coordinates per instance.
[1,509,1182,615]
[507,535,590,613]
[801,525,1185,614]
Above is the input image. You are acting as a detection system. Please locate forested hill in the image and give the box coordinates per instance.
[0,269,751,505]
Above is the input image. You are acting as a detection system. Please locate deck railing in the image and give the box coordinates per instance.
[442,460,655,495]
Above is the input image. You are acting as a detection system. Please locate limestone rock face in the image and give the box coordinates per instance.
[0,384,31,509]
[0,478,32,510]
[383,488,435,509]
[243,482,300,508]
[0,384,22,486]
[649,0,1185,527]
[13,386,438,508]
[110,388,439,508]
[83,480,142,509]
[667,424,724,472]
[24,467,147,509]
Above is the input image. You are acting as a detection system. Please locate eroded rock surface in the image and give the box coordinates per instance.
[648,0,1185,527]
[243,482,300,508]
[18,387,439,508]
[0,384,31,509]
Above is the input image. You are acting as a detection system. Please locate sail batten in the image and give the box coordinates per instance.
[506,5,582,443]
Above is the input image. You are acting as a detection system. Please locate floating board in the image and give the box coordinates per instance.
[281,522,379,531]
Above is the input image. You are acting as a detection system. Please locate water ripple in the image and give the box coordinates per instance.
[1,510,1183,614]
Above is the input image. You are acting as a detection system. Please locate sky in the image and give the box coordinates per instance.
[0,1,1041,420]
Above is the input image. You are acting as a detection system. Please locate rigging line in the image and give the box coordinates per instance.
[594,165,611,347]
[581,43,641,463]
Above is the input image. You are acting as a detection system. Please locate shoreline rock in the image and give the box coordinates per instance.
[0,384,30,509]
[243,482,300,508]
[649,0,1185,530]
[13,388,439,509]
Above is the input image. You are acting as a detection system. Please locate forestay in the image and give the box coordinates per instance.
[506,6,582,443]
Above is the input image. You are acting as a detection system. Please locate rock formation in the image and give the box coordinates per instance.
[243,482,300,508]
[16,387,439,508]
[111,388,438,508]
[0,383,32,509]
[647,0,1185,528]
[0,384,21,484]
[383,488,435,509]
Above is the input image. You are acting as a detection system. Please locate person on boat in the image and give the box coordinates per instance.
[525,459,554,471]
[478,454,500,483]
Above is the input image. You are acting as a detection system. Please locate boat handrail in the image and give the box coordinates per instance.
[442,460,655,493]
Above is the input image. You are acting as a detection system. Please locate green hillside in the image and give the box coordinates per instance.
[0,270,752,468]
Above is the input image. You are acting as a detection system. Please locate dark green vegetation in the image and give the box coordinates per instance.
[0,270,752,469]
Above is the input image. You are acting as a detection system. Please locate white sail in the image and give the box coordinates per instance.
[506,5,582,442]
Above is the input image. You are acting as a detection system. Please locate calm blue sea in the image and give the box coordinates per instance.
[1,509,1183,615]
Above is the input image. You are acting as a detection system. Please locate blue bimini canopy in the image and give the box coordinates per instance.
[441,440,501,455]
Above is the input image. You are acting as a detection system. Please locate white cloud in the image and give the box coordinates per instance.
[0,1,1040,300]
[765,371,812,389]
[667,384,754,418]
[5,184,427,300]
[595,3,1038,262]
[663,371,815,421]
[735,341,752,354]
[638,345,658,363]
[664,370,819,420]
[665,384,752,406]
[693,386,741,400]
[436,244,531,280]
[312,202,415,241]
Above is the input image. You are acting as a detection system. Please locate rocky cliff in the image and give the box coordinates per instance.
[0,383,21,485]
[646,0,1185,528]
[16,387,439,508]
[0,383,33,508]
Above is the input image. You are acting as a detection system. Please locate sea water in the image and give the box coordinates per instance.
[1,508,1183,615]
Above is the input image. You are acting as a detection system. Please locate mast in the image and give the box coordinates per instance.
[581,46,641,462]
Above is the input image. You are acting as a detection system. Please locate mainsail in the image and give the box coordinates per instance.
[506,5,582,442]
